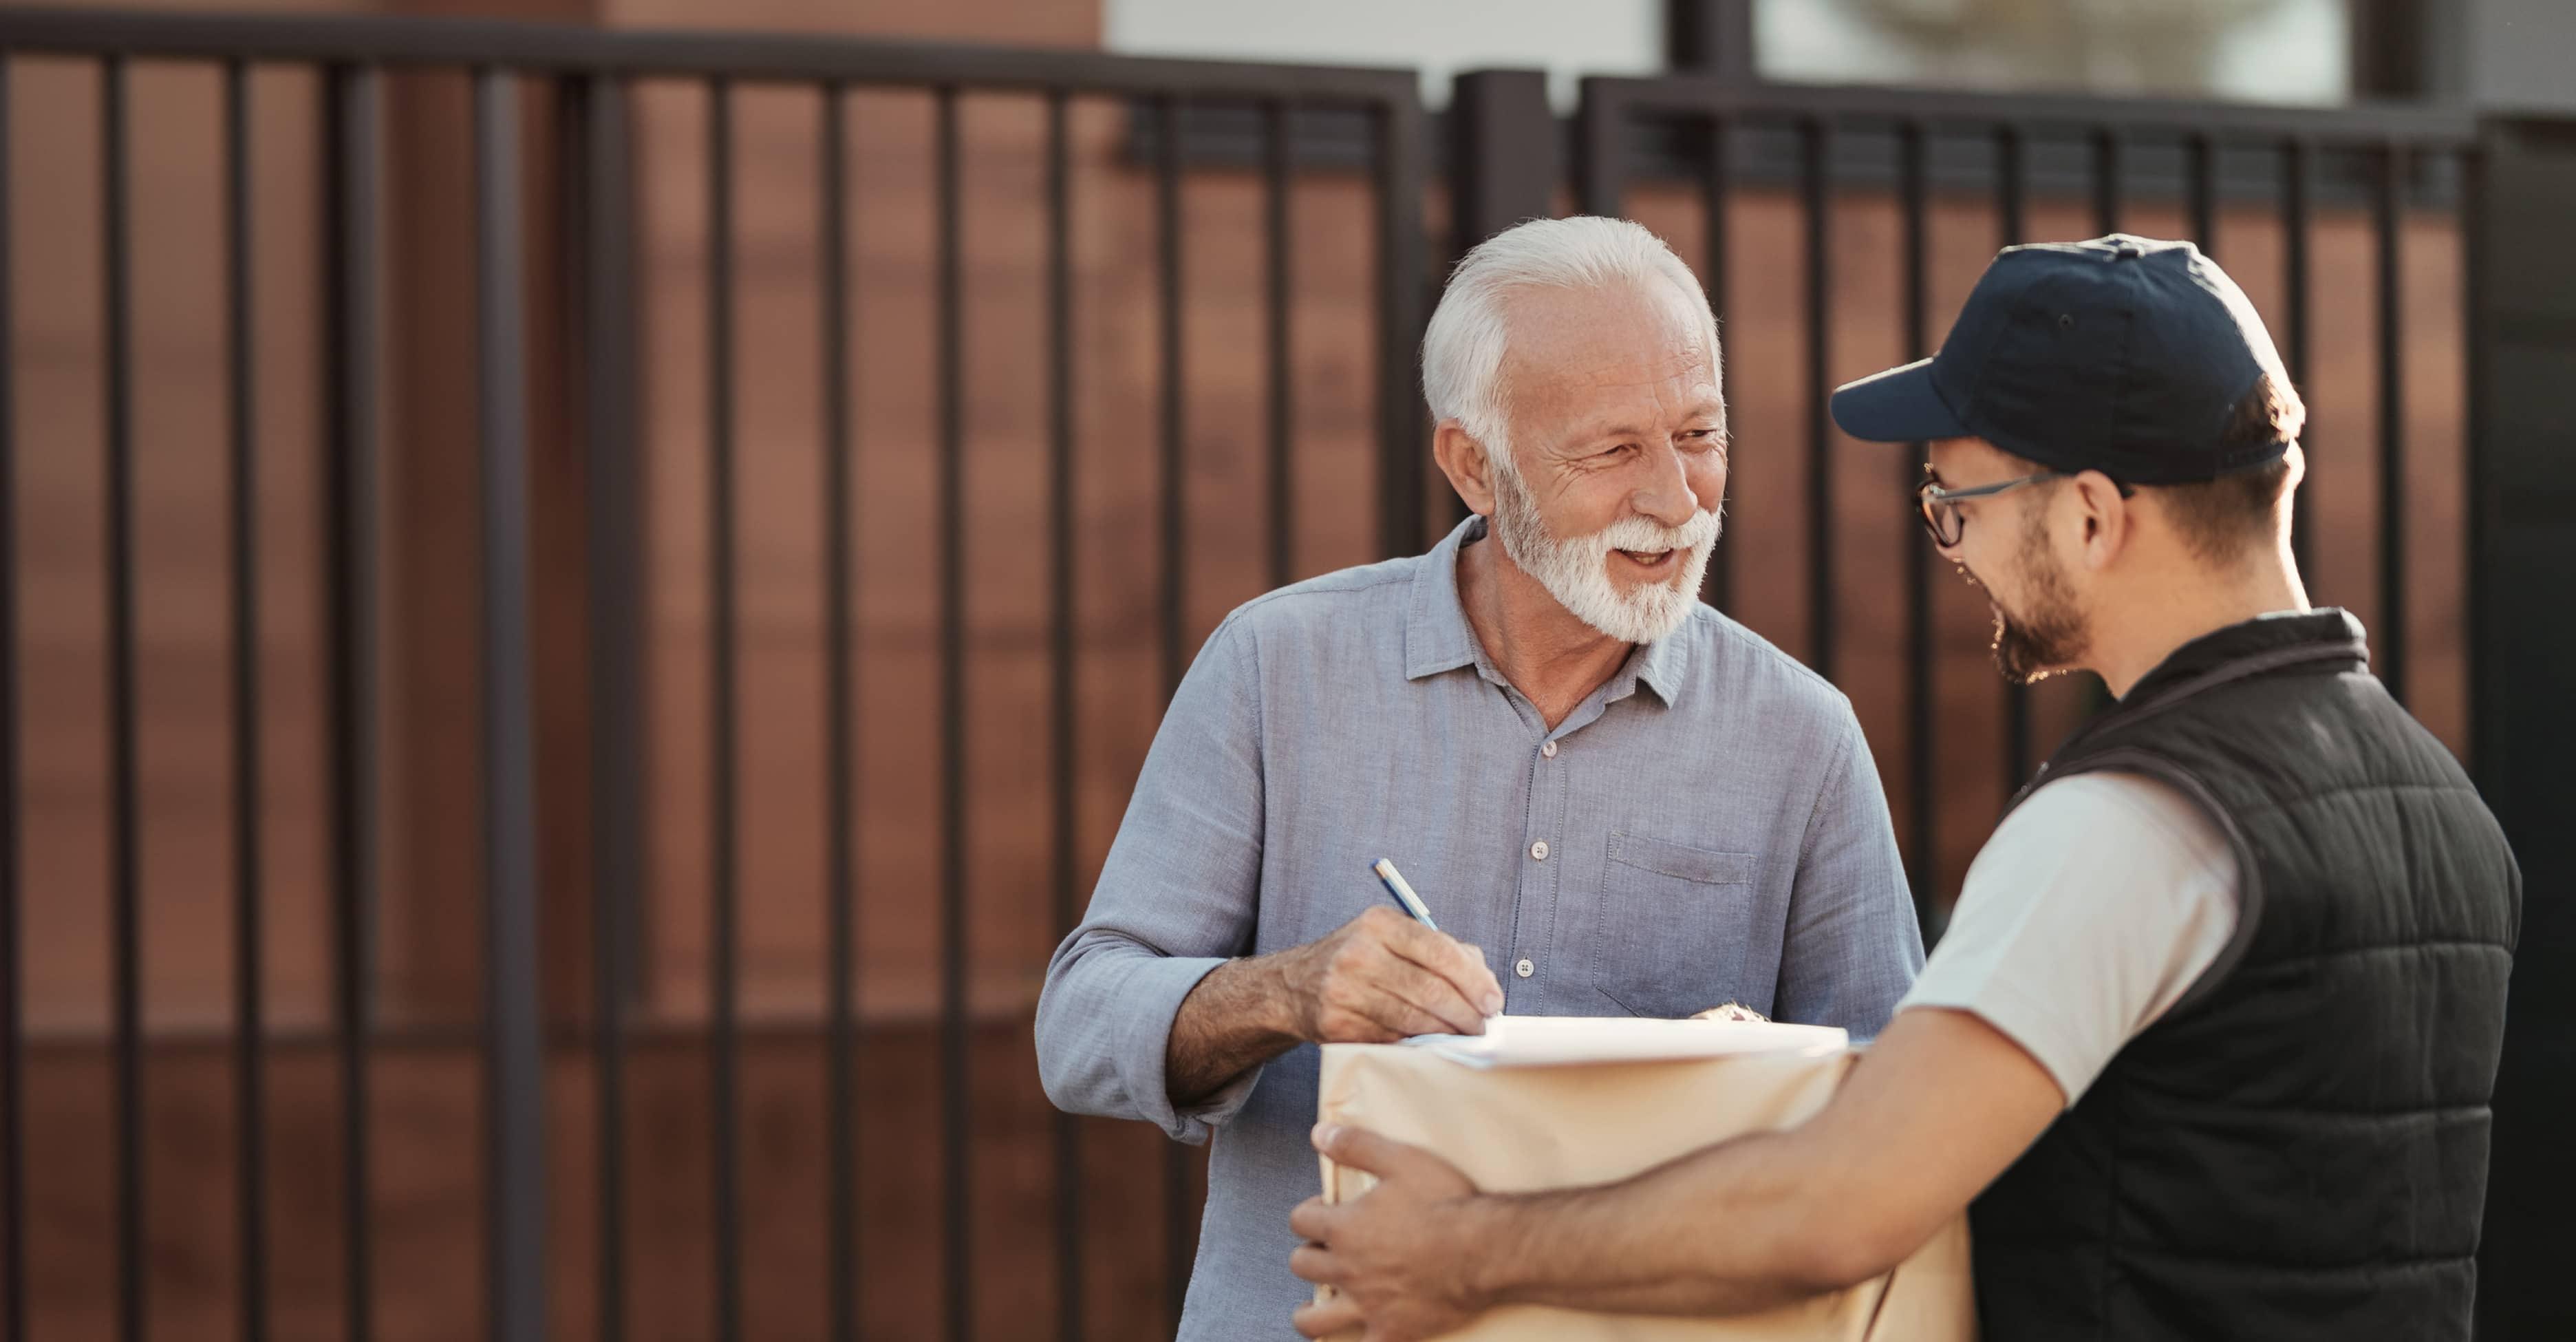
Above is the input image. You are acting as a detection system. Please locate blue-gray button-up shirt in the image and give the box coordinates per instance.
[1035,515,1923,1339]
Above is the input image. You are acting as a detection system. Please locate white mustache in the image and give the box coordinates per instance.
[1574,509,1721,558]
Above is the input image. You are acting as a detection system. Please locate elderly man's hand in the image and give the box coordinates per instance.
[1276,907,1505,1043]
[1288,1122,1490,1341]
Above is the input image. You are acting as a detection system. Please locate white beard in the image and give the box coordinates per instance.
[1489,463,1720,645]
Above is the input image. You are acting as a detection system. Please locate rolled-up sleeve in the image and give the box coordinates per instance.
[1035,615,1267,1144]
[1772,711,1924,1039]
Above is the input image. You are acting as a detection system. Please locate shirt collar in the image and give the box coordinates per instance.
[1403,515,1488,681]
[1404,514,1693,710]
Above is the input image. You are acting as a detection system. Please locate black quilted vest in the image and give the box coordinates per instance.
[1970,610,2520,1342]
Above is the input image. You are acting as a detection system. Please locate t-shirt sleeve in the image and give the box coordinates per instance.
[1897,771,2241,1106]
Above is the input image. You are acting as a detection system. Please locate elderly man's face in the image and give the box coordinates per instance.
[1487,281,1727,641]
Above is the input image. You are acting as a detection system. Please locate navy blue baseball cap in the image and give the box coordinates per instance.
[1829,235,2293,485]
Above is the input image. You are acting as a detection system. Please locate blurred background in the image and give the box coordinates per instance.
[0,0,2569,1339]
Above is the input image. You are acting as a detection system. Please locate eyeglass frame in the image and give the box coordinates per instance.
[1913,469,2136,548]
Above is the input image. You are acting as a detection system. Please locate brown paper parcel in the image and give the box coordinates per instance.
[1313,1041,1975,1342]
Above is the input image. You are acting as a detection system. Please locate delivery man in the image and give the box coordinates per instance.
[1285,235,2521,1342]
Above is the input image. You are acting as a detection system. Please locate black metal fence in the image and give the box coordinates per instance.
[0,5,2544,1342]
[0,9,1425,1342]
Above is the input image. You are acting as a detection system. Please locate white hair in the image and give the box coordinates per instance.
[1421,215,1724,467]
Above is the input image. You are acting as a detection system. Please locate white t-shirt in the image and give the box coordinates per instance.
[1898,771,2241,1106]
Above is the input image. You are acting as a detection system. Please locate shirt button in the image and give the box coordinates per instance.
[1529,840,1549,861]
[1541,740,1557,759]
[1514,958,1534,979]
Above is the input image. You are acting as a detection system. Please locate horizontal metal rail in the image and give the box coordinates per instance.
[1582,72,2480,147]
[0,4,1419,103]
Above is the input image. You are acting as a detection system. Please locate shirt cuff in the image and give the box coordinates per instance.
[1119,954,1265,1145]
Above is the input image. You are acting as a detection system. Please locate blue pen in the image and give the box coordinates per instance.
[1370,858,1440,933]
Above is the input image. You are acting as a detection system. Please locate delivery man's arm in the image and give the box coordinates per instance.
[1287,1005,2061,1341]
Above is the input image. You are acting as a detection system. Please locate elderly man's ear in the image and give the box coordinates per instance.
[1434,421,1503,518]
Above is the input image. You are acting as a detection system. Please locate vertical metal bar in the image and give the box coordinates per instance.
[1374,95,1428,560]
[102,56,147,1342]
[1447,70,1556,259]
[705,75,742,1342]
[224,57,270,1342]
[1801,117,1834,680]
[1897,119,1936,937]
[1996,125,2026,247]
[818,76,861,1342]
[1265,100,1294,589]
[575,69,640,1342]
[0,56,21,1342]
[1700,113,1731,612]
[1572,78,1629,219]
[2283,138,2315,579]
[319,61,381,1342]
[2375,142,2406,703]
[932,82,972,1342]
[1995,124,2032,798]
[2084,127,2121,725]
[1044,87,1084,1342]
[2459,143,2482,776]
[473,68,548,1342]
[2186,132,2218,257]
[1667,0,1759,81]
[1152,91,1194,1334]
[2092,126,2121,235]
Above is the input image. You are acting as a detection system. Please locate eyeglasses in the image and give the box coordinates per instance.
[1913,471,2070,548]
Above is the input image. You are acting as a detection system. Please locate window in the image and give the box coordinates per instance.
[1754,0,2352,106]
[1104,0,1665,111]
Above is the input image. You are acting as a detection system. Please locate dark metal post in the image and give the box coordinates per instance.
[818,78,861,1342]
[1573,77,1629,218]
[321,65,381,1342]
[473,67,548,1342]
[2283,138,2316,578]
[1152,92,1194,1332]
[102,55,148,1342]
[705,75,742,1342]
[2469,116,2576,1341]
[223,58,270,1342]
[1700,110,1732,612]
[1664,0,1757,82]
[2374,142,2407,703]
[2092,126,2122,234]
[0,57,20,1342]
[573,68,642,1342]
[1995,125,2032,797]
[320,63,383,1342]
[1448,70,1555,253]
[1801,117,1834,680]
[1265,98,1296,588]
[2186,132,2218,257]
[1043,87,1084,1342]
[933,84,972,1342]
[1374,95,1429,559]
[1897,119,1936,937]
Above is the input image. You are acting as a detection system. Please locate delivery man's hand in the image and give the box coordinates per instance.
[1275,906,1504,1043]
[1289,1122,1488,1341]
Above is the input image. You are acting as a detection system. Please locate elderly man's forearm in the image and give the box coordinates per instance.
[1166,955,1300,1105]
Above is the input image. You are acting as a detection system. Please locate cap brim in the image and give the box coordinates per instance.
[1828,358,1967,445]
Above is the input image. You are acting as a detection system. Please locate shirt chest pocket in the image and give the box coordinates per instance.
[1591,831,1761,1019]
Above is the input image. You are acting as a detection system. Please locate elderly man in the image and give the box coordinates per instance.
[1034,215,1924,1338]
[1287,237,2518,1342]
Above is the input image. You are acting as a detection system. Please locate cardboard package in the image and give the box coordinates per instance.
[1313,1028,1976,1341]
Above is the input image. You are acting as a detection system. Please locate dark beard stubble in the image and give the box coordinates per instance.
[1978,504,2088,685]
